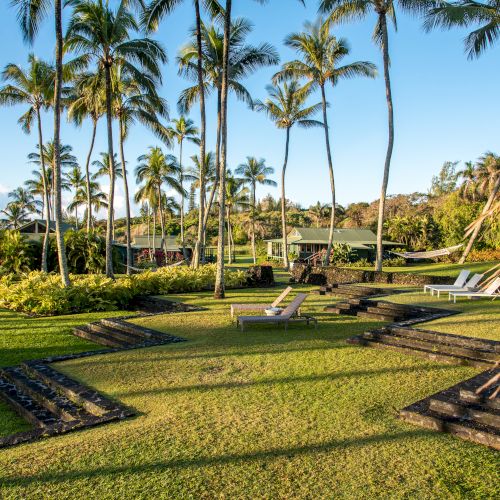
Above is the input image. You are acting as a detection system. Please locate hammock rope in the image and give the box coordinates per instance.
[389,244,463,259]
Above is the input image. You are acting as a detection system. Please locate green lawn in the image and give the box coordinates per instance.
[0,282,498,498]
[357,260,499,276]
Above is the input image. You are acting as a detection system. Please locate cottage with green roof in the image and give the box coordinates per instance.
[266,227,400,262]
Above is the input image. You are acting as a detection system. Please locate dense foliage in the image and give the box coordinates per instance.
[0,265,246,315]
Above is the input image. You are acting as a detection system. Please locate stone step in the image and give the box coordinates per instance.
[324,306,358,315]
[0,377,59,428]
[362,331,498,363]
[22,363,131,417]
[460,389,500,411]
[388,327,500,353]
[356,311,400,322]
[100,318,167,342]
[347,335,492,368]
[366,306,414,318]
[1,367,88,422]
[370,301,416,314]
[73,325,131,348]
[429,396,500,430]
[336,285,385,296]
[399,403,500,450]
[347,298,371,306]
[87,322,148,345]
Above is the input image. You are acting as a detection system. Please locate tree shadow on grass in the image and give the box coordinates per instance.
[0,429,437,488]
[113,363,460,398]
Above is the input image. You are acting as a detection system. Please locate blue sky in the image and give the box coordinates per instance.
[0,0,498,217]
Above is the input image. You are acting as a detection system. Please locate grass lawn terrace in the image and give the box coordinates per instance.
[0,282,499,498]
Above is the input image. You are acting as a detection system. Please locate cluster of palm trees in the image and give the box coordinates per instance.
[0,0,499,298]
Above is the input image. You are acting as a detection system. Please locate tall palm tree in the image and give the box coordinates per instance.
[113,66,170,273]
[425,0,500,59]
[67,71,106,232]
[235,157,276,263]
[458,161,478,201]
[135,147,182,257]
[254,80,322,270]
[66,0,167,278]
[0,54,53,271]
[320,0,427,271]
[64,165,86,230]
[275,18,376,264]
[178,17,279,266]
[225,171,250,264]
[166,116,200,259]
[308,201,330,228]
[459,152,500,262]
[12,0,75,285]
[143,0,223,269]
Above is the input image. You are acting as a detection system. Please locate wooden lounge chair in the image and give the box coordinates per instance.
[426,273,483,297]
[423,270,470,294]
[449,277,500,303]
[236,293,317,332]
[230,286,293,319]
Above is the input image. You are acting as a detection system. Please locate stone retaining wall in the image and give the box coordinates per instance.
[290,264,455,286]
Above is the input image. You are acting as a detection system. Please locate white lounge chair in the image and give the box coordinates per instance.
[230,286,293,319]
[426,273,483,297]
[236,293,317,332]
[424,270,470,295]
[449,277,500,303]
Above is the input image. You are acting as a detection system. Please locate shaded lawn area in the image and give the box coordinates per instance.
[0,284,498,498]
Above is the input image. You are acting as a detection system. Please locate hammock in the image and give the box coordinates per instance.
[120,260,186,273]
[389,244,463,260]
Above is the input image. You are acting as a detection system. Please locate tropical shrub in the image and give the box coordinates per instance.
[465,249,500,262]
[0,265,247,316]
[0,230,36,274]
[330,243,354,265]
[381,256,406,267]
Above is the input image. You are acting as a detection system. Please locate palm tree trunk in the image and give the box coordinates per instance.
[104,63,115,279]
[75,205,79,230]
[53,0,70,286]
[459,175,500,263]
[179,139,188,260]
[321,84,336,267]
[375,13,395,272]
[281,127,291,271]
[214,0,232,299]
[152,210,156,263]
[251,181,256,264]
[36,108,50,273]
[202,87,222,258]
[119,119,132,274]
[192,0,207,269]
[157,185,166,258]
[85,119,97,233]
[227,207,233,265]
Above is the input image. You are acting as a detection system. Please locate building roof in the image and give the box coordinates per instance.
[18,219,74,234]
[266,227,399,246]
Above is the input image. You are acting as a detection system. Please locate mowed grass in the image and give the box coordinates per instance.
[0,283,498,498]
[358,260,499,276]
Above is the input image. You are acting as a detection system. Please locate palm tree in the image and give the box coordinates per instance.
[64,165,86,230]
[235,157,277,264]
[319,0,427,271]
[425,0,500,58]
[458,161,478,201]
[67,181,108,229]
[113,66,170,273]
[1,203,29,229]
[177,18,279,263]
[135,147,182,258]
[66,0,167,278]
[275,18,376,264]
[459,152,500,262]
[254,80,322,270]
[143,0,223,270]
[308,201,330,228]
[67,71,106,232]
[8,187,41,217]
[0,54,54,271]
[11,0,73,284]
[28,141,75,218]
[166,117,200,259]
[225,171,250,264]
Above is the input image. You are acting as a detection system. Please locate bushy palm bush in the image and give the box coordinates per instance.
[0,230,36,273]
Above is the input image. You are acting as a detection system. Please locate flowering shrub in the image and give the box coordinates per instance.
[0,265,247,316]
